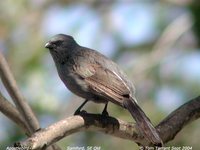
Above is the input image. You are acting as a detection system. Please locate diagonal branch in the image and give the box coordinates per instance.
[0,91,30,135]
[0,52,61,150]
[156,95,200,143]
[0,52,40,133]
[17,96,200,149]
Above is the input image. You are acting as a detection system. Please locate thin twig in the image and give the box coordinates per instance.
[0,52,40,133]
[17,96,200,149]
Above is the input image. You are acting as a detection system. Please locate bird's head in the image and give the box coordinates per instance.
[45,34,77,52]
[45,34,78,64]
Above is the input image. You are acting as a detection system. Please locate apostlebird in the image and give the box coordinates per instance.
[45,34,163,146]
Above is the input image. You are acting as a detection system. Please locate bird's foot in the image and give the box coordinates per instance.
[100,115,109,128]
[74,110,80,115]
[101,111,110,128]
[102,109,109,116]
[74,110,87,115]
[102,103,109,116]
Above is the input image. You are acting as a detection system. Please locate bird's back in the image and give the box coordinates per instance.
[77,46,136,99]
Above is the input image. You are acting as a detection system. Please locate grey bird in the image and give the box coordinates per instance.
[45,34,163,146]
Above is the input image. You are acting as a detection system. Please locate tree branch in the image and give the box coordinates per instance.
[17,96,200,149]
[0,51,61,150]
[0,52,40,133]
[0,91,30,135]
[156,95,200,143]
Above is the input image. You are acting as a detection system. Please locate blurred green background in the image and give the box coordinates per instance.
[0,0,200,149]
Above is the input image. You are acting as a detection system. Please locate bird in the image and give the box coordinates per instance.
[45,34,163,146]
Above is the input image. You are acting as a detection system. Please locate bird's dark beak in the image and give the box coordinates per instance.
[45,42,52,49]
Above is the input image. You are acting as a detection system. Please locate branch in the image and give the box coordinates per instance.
[157,95,200,143]
[17,96,200,149]
[0,52,40,133]
[0,92,30,135]
[0,52,61,150]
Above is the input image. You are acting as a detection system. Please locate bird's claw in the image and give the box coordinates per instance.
[74,110,87,115]
[102,110,109,116]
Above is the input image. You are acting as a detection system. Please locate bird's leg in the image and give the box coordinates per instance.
[102,102,109,116]
[74,99,88,115]
[101,102,110,128]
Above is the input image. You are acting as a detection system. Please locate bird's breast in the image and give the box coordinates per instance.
[56,65,92,99]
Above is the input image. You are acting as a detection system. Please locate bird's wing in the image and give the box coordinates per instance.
[77,63,131,105]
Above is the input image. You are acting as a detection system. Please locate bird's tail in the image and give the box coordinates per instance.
[123,98,163,146]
